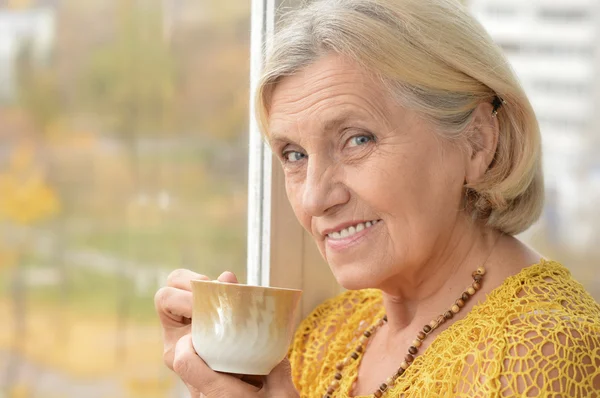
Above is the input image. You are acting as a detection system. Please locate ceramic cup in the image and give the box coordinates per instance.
[190,279,302,375]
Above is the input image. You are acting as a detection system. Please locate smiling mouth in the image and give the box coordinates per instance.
[327,220,381,240]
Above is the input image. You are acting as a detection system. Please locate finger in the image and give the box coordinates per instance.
[167,269,209,290]
[173,335,260,397]
[154,287,193,326]
[264,357,296,393]
[217,271,238,283]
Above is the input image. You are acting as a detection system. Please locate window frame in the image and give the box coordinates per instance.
[247,0,342,325]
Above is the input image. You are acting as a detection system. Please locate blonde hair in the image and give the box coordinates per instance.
[256,0,544,235]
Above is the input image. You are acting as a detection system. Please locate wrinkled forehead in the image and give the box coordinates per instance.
[267,55,398,140]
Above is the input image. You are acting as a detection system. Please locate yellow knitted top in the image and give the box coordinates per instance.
[288,260,600,397]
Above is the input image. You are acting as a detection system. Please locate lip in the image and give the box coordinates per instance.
[324,220,381,252]
[321,219,380,237]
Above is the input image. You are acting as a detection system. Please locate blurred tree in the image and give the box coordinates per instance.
[81,0,176,363]
[170,2,250,143]
[0,142,60,393]
[15,42,61,134]
[83,0,175,164]
[0,143,60,224]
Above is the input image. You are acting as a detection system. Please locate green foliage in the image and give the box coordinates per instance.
[83,1,175,141]
[15,43,61,131]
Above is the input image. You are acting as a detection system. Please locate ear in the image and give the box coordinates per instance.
[464,102,499,185]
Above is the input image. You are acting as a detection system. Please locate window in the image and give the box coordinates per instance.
[532,80,591,96]
[0,1,250,396]
[538,116,589,131]
[485,5,517,18]
[496,41,593,57]
[539,8,590,22]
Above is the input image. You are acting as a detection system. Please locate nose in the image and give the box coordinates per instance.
[301,156,349,217]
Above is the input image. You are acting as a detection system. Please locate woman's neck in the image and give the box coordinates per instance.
[377,221,502,341]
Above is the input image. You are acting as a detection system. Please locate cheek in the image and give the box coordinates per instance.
[359,150,462,229]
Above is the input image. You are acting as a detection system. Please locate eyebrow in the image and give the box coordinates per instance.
[268,109,362,146]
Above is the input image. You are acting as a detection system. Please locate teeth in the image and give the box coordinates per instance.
[327,220,379,240]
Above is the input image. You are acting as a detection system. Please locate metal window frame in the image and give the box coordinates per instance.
[247,0,342,317]
[247,0,276,287]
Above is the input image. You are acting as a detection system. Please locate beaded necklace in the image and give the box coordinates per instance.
[323,266,486,398]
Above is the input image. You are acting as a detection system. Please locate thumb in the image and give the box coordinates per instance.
[264,357,297,394]
[217,271,239,283]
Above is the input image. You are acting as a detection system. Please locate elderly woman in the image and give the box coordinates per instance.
[155,0,600,396]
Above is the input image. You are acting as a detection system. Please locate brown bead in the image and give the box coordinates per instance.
[412,339,422,348]
[336,362,344,371]
[323,395,331,398]
[335,372,342,380]
[396,368,405,377]
[374,391,383,398]
[474,274,482,282]
[476,266,486,275]
[356,345,363,353]
[327,386,335,394]
[417,331,426,340]
[408,346,418,355]
[400,361,409,370]
[383,314,388,322]
[456,298,465,308]
[473,282,481,291]
[437,315,446,324]
[444,310,453,320]
[330,380,340,388]
[363,330,371,338]
[379,383,388,392]
[429,319,437,328]
[467,286,476,295]
[423,325,432,333]
[405,354,414,363]
[451,304,460,313]
[351,352,359,360]
[461,292,470,301]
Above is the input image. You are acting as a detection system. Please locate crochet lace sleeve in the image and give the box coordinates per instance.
[287,289,379,395]
[454,275,600,397]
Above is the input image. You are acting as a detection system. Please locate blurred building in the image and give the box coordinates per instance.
[0,5,55,101]
[470,0,600,248]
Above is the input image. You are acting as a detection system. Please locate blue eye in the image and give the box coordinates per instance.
[284,151,306,163]
[348,135,373,147]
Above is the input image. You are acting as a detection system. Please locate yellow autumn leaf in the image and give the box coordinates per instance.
[0,144,60,225]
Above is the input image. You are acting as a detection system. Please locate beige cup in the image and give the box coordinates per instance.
[190,280,302,375]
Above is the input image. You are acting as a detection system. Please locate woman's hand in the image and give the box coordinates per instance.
[155,269,299,397]
[154,269,235,395]
[173,334,299,398]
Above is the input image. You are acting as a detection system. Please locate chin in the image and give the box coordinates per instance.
[330,264,383,291]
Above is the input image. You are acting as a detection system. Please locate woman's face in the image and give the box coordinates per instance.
[268,55,468,290]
